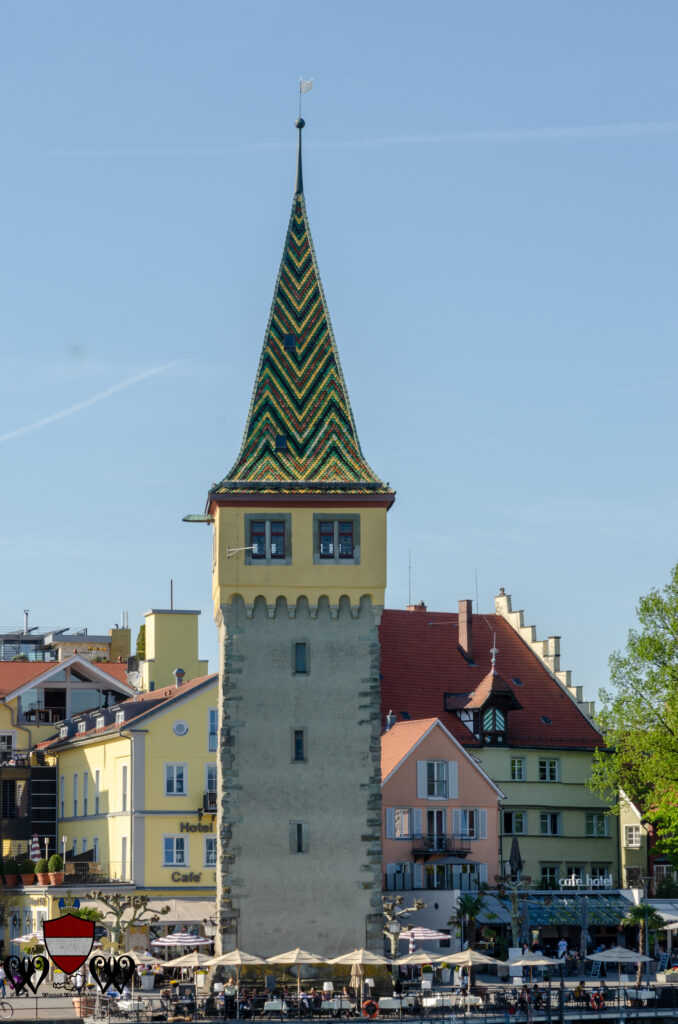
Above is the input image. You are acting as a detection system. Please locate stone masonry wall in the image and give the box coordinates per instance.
[216,593,383,955]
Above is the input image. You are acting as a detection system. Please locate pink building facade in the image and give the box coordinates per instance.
[382,717,504,893]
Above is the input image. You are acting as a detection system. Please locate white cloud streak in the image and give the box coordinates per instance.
[0,360,186,444]
[45,120,678,157]
[312,119,678,149]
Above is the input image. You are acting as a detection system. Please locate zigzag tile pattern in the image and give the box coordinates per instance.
[216,195,390,494]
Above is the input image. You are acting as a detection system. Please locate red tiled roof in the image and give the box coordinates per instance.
[0,663,53,695]
[40,673,218,747]
[379,610,603,750]
[0,659,130,697]
[381,718,436,780]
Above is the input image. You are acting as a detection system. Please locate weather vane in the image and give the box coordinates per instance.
[299,77,313,119]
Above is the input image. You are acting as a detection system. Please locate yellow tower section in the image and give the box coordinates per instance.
[211,499,389,613]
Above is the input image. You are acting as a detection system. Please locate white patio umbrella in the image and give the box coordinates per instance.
[509,952,561,968]
[164,950,213,968]
[203,948,267,1005]
[447,949,502,967]
[328,948,391,1005]
[446,947,503,988]
[204,949,267,968]
[395,951,441,965]
[129,948,163,967]
[15,931,44,946]
[266,947,328,999]
[587,946,652,988]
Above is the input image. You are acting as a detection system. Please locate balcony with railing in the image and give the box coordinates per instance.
[411,834,472,859]
[62,859,131,885]
[202,791,217,813]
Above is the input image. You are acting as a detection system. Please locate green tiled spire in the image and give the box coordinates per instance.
[213,121,390,497]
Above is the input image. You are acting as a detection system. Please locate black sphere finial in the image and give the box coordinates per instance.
[295,118,305,130]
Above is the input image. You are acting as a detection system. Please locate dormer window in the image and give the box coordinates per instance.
[481,706,506,745]
[60,726,68,739]
[78,722,86,734]
[96,716,105,730]
[483,707,505,732]
[116,711,125,726]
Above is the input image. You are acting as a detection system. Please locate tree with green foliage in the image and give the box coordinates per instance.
[448,888,491,950]
[621,903,666,986]
[589,564,678,865]
[136,625,146,660]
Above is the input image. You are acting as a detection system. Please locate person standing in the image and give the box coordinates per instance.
[0,963,6,997]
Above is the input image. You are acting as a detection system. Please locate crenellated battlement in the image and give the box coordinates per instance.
[222,592,382,623]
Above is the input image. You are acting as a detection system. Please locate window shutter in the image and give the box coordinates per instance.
[447,760,458,799]
[386,808,395,839]
[478,809,487,840]
[416,761,427,799]
[386,864,397,889]
[452,808,461,836]
[302,822,310,853]
[413,863,424,889]
[289,823,296,854]
[412,808,423,837]
[478,863,488,884]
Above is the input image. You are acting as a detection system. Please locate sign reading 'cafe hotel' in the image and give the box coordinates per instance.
[560,872,614,889]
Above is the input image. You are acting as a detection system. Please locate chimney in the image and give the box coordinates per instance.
[458,599,473,660]
[406,601,427,613]
[173,667,186,689]
[385,710,397,731]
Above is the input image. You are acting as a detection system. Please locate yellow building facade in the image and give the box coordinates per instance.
[51,673,218,898]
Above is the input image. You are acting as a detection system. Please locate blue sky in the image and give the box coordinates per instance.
[1,2,676,701]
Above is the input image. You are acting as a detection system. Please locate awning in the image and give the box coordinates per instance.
[81,897,215,926]
[493,892,631,927]
[477,895,511,925]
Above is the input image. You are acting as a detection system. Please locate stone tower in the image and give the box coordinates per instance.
[206,120,394,954]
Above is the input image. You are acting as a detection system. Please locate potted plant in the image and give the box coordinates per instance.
[48,853,64,886]
[139,968,156,991]
[20,858,35,885]
[72,992,97,1018]
[3,858,19,886]
[35,858,50,885]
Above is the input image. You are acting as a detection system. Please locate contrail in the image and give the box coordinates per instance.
[0,360,186,444]
[311,119,678,150]
[45,120,678,157]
